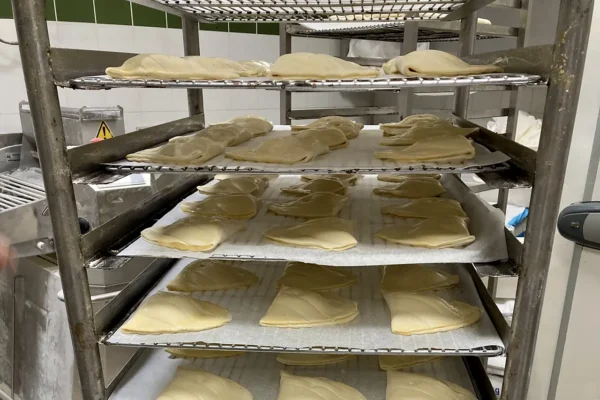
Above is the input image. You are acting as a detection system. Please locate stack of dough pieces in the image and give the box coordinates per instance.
[157,367,253,400]
[225,136,329,164]
[165,348,244,359]
[170,124,252,147]
[276,353,353,366]
[292,126,349,150]
[378,355,441,371]
[375,135,476,163]
[271,53,379,79]
[373,177,446,198]
[264,217,357,251]
[376,216,476,249]
[198,176,267,196]
[382,49,503,77]
[386,371,476,400]
[166,260,258,292]
[381,125,479,146]
[302,173,359,186]
[268,192,348,218]
[226,115,273,137]
[276,261,358,291]
[121,292,231,334]
[181,193,260,219]
[380,119,452,137]
[377,173,440,182]
[126,137,225,166]
[292,116,363,140]
[381,198,467,219]
[260,286,358,327]
[380,264,459,293]
[281,177,348,196]
[277,372,366,400]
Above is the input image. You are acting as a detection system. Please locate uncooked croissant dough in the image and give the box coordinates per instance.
[380,114,439,129]
[157,367,252,400]
[141,216,245,252]
[169,125,250,147]
[373,178,446,198]
[126,137,224,166]
[228,115,274,137]
[381,125,479,146]
[271,53,379,79]
[381,198,467,219]
[121,292,231,334]
[386,371,476,400]
[268,192,347,218]
[277,372,365,400]
[377,173,441,182]
[264,217,357,251]
[239,60,271,77]
[378,355,441,371]
[276,261,358,291]
[292,116,363,140]
[382,120,454,137]
[281,178,348,196]
[198,177,267,196]
[375,135,476,163]
[293,127,349,150]
[225,136,329,164]
[181,193,259,219]
[166,260,258,292]
[376,216,475,249]
[383,292,481,335]
[383,49,503,77]
[276,353,353,366]
[302,173,358,185]
[380,264,459,292]
[165,348,244,359]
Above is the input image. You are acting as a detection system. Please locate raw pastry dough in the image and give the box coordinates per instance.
[302,173,358,185]
[375,135,476,163]
[181,193,259,219]
[381,198,467,219]
[376,216,476,249]
[271,53,379,79]
[141,216,245,252]
[378,355,441,370]
[121,292,231,334]
[373,178,446,198]
[202,124,253,146]
[268,192,348,218]
[277,372,366,400]
[166,260,258,292]
[228,115,274,137]
[276,261,358,291]
[293,127,349,150]
[225,136,329,164]
[126,137,224,166]
[276,353,353,366]
[380,264,459,292]
[157,367,252,400]
[380,125,479,146]
[383,292,481,335]
[264,217,357,251]
[377,173,440,182]
[292,116,363,139]
[386,371,476,400]
[198,177,267,196]
[239,60,271,77]
[383,49,503,77]
[165,348,244,359]
[281,178,348,196]
[382,120,454,137]
[380,114,439,129]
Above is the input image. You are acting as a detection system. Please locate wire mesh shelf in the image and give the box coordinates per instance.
[0,174,45,212]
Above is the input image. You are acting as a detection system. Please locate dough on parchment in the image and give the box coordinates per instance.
[382,120,454,137]
[377,173,441,182]
[268,192,348,218]
[380,264,459,293]
[170,124,251,147]
[381,198,467,219]
[141,216,245,252]
[264,217,357,251]
[378,355,441,371]
[383,49,503,77]
[383,292,481,336]
[380,125,479,146]
[157,367,252,400]
[277,371,365,400]
[302,173,359,186]
[276,261,358,291]
[121,292,231,334]
[375,135,476,163]
[227,115,274,137]
[292,116,363,140]
[380,114,440,129]
[166,260,258,292]
[276,353,353,366]
[181,193,259,220]
[373,178,446,198]
[281,178,348,196]
[271,53,379,79]
[225,136,329,164]
[198,176,267,197]
[126,137,224,166]
[293,127,349,150]
[375,216,475,249]
[165,348,244,359]
[386,371,476,400]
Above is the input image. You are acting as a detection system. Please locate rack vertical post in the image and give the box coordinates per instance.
[182,17,204,118]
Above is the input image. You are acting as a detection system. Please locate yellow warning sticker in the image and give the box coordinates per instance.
[96,121,114,139]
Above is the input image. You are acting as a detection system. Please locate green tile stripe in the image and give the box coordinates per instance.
[131,3,166,27]
[95,0,132,25]
[1,0,56,20]
[55,0,95,23]
[257,22,279,35]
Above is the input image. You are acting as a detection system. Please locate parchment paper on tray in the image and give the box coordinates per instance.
[110,349,476,400]
[119,175,508,266]
[105,260,504,355]
[103,125,511,174]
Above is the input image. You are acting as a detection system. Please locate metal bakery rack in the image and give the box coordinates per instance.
[8,0,593,398]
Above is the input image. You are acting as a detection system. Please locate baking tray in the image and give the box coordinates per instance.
[110,349,479,399]
[103,260,505,355]
[118,175,509,266]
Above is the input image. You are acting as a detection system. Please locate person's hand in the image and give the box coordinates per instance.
[0,235,16,271]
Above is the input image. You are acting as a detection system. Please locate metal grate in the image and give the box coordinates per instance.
[0,174,45,212]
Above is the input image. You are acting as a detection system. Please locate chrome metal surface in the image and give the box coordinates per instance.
[289,106,397,119]
[462,44,553,79]
[0,174,44,212]
[279,23,291,125]
[182,18,204,119]
[49,48,136,85]
[463,357,498,400]
[398,21,418,119]
[454,13,477,118]
[58,289,121,303]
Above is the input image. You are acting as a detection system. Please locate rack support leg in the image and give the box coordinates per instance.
[279,23,291,125]
[182,17,204,119]
[454,14,477,117]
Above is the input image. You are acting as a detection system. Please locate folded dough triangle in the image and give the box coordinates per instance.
[377,173,441,182]
[126,137,224,166]
[381,120,454,137]
[302,173,359,185]
[225,136,329,164]
[165,348,244,359]
[271,53,379,79]
[376,216,475,249]
[381,198,467,219]
[383,291,481,335]
[380,264,459,292]
[293,127,349,150]
[276,353,353,366]
[386,371,476,400]
[264,217,357,251]
[281,178,348,196]
[260,286,358,327]
[157,367,252,400]
[292,116,363,139]
[268,192,348,218]
[373,178,446,198]
[383,49,503,77]
[378,355,441,370]
[198,177,267,196]
[181,193,259,219]
[277,372,365,400]
[375,135,476,163]
[381,125,479,146]
[141,216,245,252]
[166,260,258,292]
[277,261,358,291]
[122,292,231,334]
[228,115,273,137]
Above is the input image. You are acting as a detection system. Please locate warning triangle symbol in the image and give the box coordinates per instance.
[96,121,114,139]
